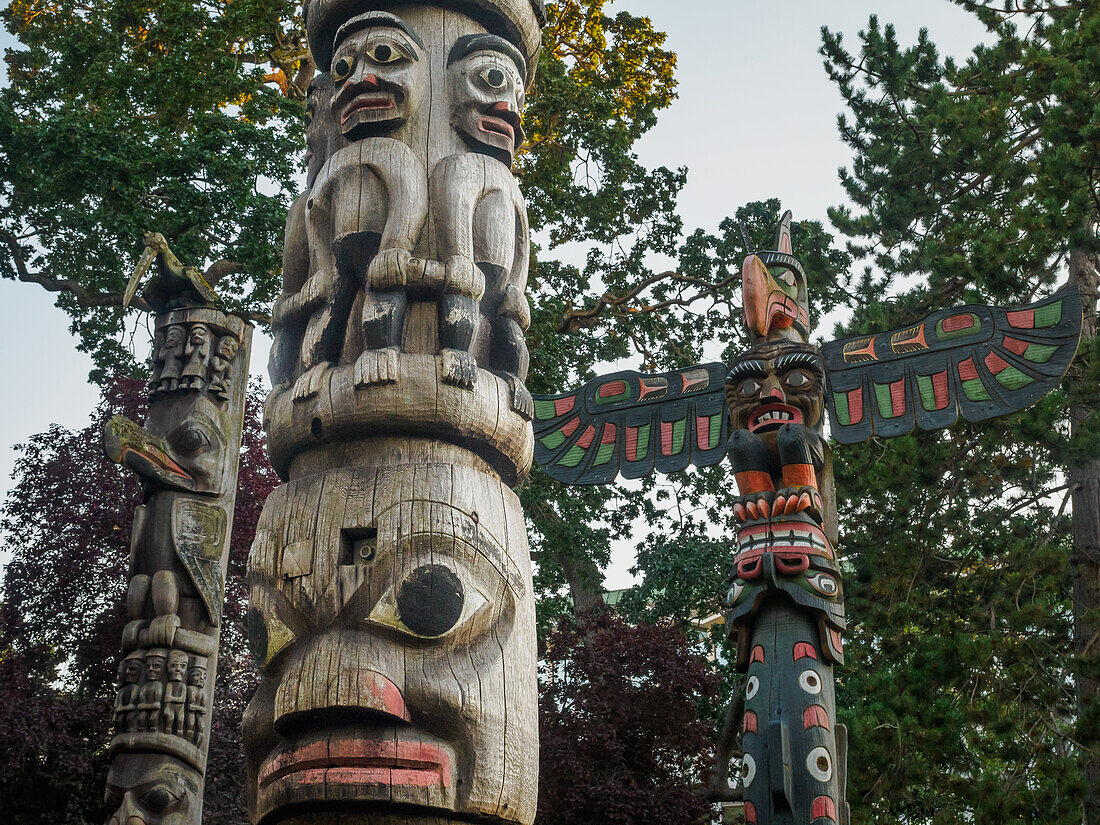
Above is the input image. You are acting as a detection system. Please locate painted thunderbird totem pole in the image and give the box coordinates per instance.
[247,2,543,825]
[101,233,253,825]
[532,212,1083,824]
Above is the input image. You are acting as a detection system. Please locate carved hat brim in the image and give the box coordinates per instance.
[304,0,544,87]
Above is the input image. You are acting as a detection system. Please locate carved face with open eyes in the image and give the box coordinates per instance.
[329,12,427,140]
[244,467,537,825]
[105,754,199,825]
[725,342,826,437]
[447,34,527,165]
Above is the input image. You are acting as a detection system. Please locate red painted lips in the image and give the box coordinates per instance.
[342,92,397,123]
[748,403,803,433]
[477,105,522,148]
[258,730,453,794]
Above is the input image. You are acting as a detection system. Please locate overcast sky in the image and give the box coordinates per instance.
[0,3,989,582]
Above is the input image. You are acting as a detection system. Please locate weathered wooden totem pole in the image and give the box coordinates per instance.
[102,234,253,824]
[246,2,543,824]
[532,212,1082,824]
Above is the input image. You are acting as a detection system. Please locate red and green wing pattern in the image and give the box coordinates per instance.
[532,363,730,484]
[823,287,1082,445]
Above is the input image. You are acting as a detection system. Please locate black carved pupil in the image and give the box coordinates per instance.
[396,564,464,637]
[374,44,391,61]
[488,69,505,87]
[336,58,350,77]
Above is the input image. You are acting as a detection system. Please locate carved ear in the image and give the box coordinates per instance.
[775,210,793,255]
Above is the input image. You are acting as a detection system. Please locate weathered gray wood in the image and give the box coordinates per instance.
[248,5,541,823]
[102,240,253,825]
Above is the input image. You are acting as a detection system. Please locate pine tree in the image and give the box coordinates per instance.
[821,3,1100,821]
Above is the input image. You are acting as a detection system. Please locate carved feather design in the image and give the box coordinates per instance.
[823,286,1082,444]
[532,363,730,484]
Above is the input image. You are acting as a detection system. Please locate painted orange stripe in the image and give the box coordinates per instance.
[601,423,617,444]
[660,420,673,455]
[1002,335,1029,356]
[598,380,626,398]
[560,417,580,437]
[696,415,711,449]
[625,426,639,461]
[1006,308,1035,329]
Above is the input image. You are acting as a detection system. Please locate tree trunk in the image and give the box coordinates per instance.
[558,551,607,617]
[1070,237,1100,825]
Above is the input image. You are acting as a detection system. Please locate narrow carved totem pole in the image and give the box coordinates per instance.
[101,235,253,824]
[531,212,1082,824]
[245,2,543,824]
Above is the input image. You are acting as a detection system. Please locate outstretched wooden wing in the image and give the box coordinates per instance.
[532,363,731,484]
[824,287,1082,445]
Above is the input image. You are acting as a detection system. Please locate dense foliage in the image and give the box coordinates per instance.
[538,612,717,825]
[0,378,277,823]
[0,0,307,380]
[820,2,1100,822]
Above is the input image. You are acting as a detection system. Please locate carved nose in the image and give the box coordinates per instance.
[490,101,512,113]
[357,72,380,90]
[761,378,785,403]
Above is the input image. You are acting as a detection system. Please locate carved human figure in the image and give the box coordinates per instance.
[208,336,238,401]
[418,34,532,406]
[320,11,432,391]
[158,325,186,393]
[448,33,526,166]
[184,658,207,746]
[160,650,188,735]
[136,649,168,732]
[149,328,167,395]
[115,650,145,731]
[180,324,211,392]
[105,753,200,825]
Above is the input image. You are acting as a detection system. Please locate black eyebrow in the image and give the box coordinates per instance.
[334,11,426,53]
[447,33,527,77]
[727,360,768,381]
[776,352,822,371]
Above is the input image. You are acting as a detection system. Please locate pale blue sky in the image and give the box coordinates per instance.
[0,2,988,537]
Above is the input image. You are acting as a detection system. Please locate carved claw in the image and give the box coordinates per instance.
[774,485,823,521]
[508,377,534,420]
[292,363,329,402]
[441,348,477,390]
[148,614,181,648]
[355,347,400,387]
[122,619,148,652]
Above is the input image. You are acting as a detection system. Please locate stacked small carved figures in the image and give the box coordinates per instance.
[723,215,849,825]
[247,3,544,825]
[101,234,252,825]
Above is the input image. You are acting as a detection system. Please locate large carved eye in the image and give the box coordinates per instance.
[479,66,508,89]
[799,669,823,695]
[737,378,761,396]
[806,572,838,596]
[741,754,756,787]
[783,369,813,389]
[777,268,797,287]
[807,746,833,782]
[745,675,760,699]
[366,38,413,64]
[139,784,185,813]
[369,563,490,640]
[333,54,354,82]
[175,426,212,455]
[726,581,744,605]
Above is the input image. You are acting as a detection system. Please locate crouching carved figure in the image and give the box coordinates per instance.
[248,2,545,825]
[102,236,252,825]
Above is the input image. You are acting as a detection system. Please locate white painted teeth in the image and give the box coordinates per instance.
[757,410,794,423]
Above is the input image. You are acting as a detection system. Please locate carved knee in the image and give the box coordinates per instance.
[444,256,485,301]
[368,248,411,290]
